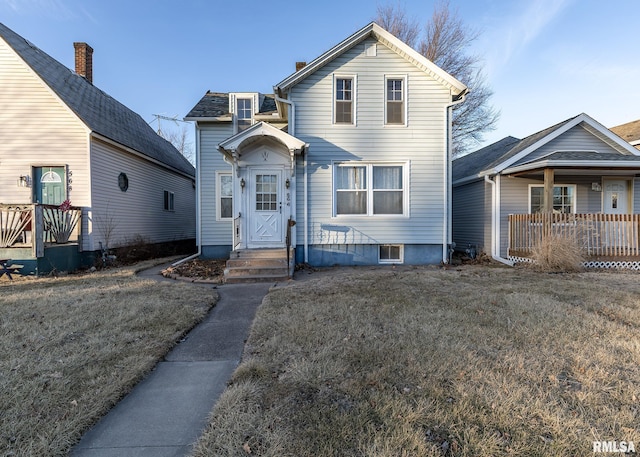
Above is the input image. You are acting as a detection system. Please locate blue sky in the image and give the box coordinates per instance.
[2,0,639,149]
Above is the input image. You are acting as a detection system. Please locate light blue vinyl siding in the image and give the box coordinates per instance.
[199,124,233,247]
[292,38,452,248]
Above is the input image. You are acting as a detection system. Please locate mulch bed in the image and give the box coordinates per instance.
[161,259,226,283]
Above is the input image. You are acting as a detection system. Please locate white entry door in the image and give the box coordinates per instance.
[248,168,285,247]
[603,180,628,215]
[603,179,630,248]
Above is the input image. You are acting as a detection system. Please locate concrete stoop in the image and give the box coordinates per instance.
[224,248,294,283]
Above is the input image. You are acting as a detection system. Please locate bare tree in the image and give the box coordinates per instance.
[376,1,499,155]
[160,125,195,165]
[152,115,195,165]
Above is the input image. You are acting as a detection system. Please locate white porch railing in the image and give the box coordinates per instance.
[509,213,640,257]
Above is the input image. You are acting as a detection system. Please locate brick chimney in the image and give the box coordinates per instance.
[295,61,307,72]
[73,42,93,83]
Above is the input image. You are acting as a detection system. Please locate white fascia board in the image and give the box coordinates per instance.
[493,114,588,173]
[274,22,466,96]
[218,121,305,153]
[502,160,640,175]
[495,113,640,174]
[183,116,231,122]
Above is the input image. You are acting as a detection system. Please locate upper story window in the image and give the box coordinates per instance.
[334,76,355,125]
[236,98,253,132]
[385,76,406,126]
[529,185,576,214]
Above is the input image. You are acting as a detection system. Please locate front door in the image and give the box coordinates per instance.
[603,180,628,214]
[33,167,66,205]
[248,168,285,247]
[603,179,630,248]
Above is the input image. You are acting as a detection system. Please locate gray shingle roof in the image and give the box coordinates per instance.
[453,116,579,182]
[0,23,194,177]
[185,92,277,119]
[452,136,520,182]
[531,151,640,163]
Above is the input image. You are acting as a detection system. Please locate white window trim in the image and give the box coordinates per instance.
[163,190,175,212]
[379,244,404,264]
[528,184,577,214]
[332,74,357,126]
[384,74,408,127]
[332,161,410,217]
[230,92,259,134]
[216,171,233,221]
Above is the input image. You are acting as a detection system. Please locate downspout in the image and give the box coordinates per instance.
[275,91,308,263]
[443,91,467,263]
[484,175,514,266]
[173,124,202,266]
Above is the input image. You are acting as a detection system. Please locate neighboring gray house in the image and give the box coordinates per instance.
[0,23,196,274]
[186,22,467,278]
[452,113,640,268]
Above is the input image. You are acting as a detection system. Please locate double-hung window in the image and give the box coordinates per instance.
[385,76,406,125]
[334,76,354,124]
[216,172,233,220]
[163,190,175,211]
[334,162,406,216]
[529,184,576,213]
[236,98,253,132]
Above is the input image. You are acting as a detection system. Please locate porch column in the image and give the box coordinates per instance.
[543,168,555,213]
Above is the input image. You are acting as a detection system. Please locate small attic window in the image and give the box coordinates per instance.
[365,42,377,57]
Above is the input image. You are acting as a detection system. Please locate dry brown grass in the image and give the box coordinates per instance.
[0,259,215,456]
[192,265,639,457]
[530,233,585,272]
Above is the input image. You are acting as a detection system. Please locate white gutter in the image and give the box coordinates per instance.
[484,175,514,266]
[274,91,308,263]
[443,92,467,263]
[174,125,203,266]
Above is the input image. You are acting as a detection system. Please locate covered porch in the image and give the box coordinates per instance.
[0,203,85,275]
[503,156,640,266]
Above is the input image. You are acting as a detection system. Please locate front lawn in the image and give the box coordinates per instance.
[0,260,215,456]
[192,265,639,456]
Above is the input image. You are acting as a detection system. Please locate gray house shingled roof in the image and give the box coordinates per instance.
[452,116,579,182]
[185,91,277,119]
[0,23,194,177]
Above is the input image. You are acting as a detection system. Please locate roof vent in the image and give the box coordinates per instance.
[73,42,93,83]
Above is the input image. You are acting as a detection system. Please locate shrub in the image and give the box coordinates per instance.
[530,233,584,273]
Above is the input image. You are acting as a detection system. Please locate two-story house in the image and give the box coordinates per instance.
[186,22,466,280]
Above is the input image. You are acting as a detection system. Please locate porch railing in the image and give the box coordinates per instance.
[233,215,242,250]
[0,204,83,255]
[509,213,640,257]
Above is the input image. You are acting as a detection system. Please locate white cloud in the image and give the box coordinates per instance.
[1,0,76,19]
[483,0,576,77]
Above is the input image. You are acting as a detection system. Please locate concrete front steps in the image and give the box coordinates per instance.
[224,248,294,283]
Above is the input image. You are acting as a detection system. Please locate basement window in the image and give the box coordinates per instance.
[379,245,403,264]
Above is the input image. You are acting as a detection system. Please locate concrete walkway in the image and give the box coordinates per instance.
[71,264,272,457]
